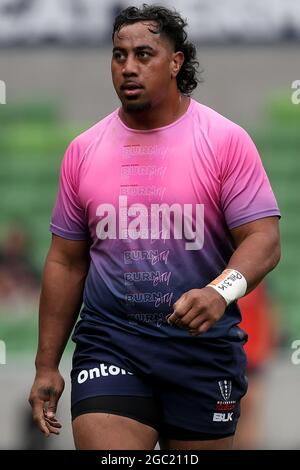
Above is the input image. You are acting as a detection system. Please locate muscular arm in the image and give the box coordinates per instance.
[29,234,90,435]
[228,216,281,294]
[168,216,281,334]
[36,234,90,369]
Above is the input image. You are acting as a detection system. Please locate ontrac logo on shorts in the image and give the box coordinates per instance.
[95,196,204,251]
[77,363,133,384]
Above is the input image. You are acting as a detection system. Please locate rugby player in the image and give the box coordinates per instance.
[29,4,281,450]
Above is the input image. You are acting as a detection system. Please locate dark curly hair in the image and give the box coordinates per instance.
[112,4,200,95]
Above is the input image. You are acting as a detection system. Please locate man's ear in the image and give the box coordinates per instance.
[171,51,185,78]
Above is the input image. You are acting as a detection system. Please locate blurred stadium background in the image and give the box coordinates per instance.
[0,0,300,450]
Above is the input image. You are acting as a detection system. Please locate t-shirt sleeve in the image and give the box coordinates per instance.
[219,125,281,229]
[50,140,90,240]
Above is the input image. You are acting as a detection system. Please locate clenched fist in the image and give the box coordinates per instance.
[167,287,227,336]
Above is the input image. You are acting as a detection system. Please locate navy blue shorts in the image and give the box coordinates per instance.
[71,315,248,440]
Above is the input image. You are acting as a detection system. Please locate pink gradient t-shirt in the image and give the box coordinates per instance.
[50,99,280,339]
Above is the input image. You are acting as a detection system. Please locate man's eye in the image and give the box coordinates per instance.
[138,51,150,58]
[113,52,126,60]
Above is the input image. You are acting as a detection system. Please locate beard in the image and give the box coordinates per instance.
[121,97,152,114]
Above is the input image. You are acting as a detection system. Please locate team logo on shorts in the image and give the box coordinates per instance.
[213,380,235,421]
[213,379,236,417]
[218,380,232,401]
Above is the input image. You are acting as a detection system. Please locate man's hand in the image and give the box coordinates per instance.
[167,287,227,336]
[28,369,65,436]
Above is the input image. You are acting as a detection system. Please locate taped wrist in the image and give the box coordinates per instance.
[207,269,247,306]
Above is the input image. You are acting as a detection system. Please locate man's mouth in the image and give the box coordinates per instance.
[121,82,144,97]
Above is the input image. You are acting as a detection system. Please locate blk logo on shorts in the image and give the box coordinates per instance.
[213,412,233,422]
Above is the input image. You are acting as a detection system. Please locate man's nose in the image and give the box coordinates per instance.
[122,55,138,76]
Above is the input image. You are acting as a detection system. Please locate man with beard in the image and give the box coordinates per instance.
[29,4,281,450]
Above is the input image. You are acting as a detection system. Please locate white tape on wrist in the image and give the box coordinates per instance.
[207,269,247,306]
